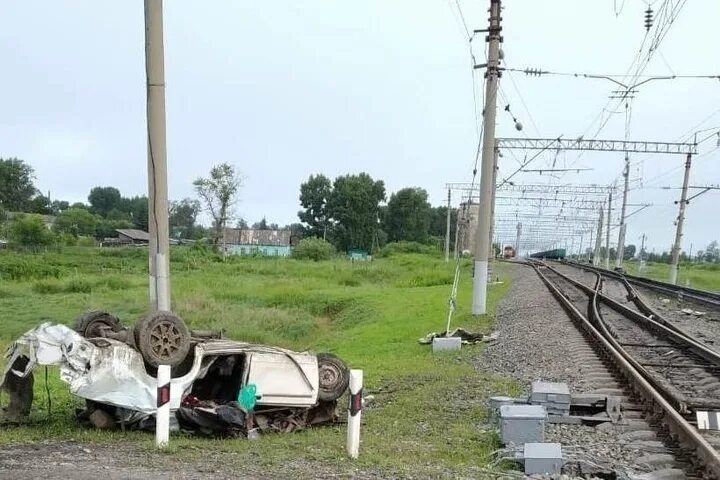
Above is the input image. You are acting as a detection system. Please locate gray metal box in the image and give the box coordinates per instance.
[499,405,546,445]
[432,336,461,352]
[524,442,563,475]
[531,381,571,404]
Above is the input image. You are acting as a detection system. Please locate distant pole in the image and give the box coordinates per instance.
[515,222,522,258]
[605,189,612,269]
[616,154,630,269]
[444,189,451,262]
[593,206,604,265]
[144,0,171,311]
[669,152,692,285]
[471,0,502,315]
[579,233,584,259]
[640,233,646,261]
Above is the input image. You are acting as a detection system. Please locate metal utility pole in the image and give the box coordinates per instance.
[669,153,692,285]
[444,189,451,262]
[605,189,612,269]
[616,154,630,269]
[471,0,501,315]
[515,222,522,258]
[144,0,171,311]
[593,206,604,265]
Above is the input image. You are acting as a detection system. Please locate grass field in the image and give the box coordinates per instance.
[0,246,515,477]
[622,260,720,292]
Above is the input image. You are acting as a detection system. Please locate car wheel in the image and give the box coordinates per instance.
[74,310,121,338]
[317,353,350,401]
[134,311,191,369]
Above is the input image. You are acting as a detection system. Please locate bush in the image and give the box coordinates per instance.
[9,214,55,248]
[292,237,335,261]
[375,241,439,258]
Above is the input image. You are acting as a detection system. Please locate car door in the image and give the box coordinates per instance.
[243,351,319,407]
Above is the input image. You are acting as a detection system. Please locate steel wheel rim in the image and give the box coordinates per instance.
[149,320,182,359]
[319,362,341,389]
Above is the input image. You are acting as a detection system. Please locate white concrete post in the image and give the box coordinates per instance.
[346,369,363,459]
[156,364,171,448]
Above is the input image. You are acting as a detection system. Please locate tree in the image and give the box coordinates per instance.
[9,214,55,248]
[54,207,100,237]
[193,163,241,249]
[169,198,201,239]
[88,187,122,217]
[298,174,332,239]
[117,195,149,231]
[623,244,636,260]
[236,218,249,229]
[704,241,719,262]
[429,206,457,242]
[27,194,51,214]
[50,200,70,215]
[95,218,133,239]
[252,217,269,230]
[0,158,37,212]
[286,223,306,245]
[384,187,432,243]
[327,173,385,252]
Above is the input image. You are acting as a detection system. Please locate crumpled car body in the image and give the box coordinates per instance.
[2,323,342,435]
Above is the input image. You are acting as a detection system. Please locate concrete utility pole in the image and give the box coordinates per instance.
[515,222,522,258]
[444,189,451,262]
[144,0,171,311]
[640,233,646,259]
[669,153,692,285]
[605,189,612,269]
[471,0,501,315]
[593,206,604,265]
[616,154,630,269]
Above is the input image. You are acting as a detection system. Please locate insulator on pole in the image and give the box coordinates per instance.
[644,7,654,31]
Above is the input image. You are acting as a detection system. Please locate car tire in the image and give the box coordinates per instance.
[134,311,191,369]
[74,310,121,338]
[317,352,350,401]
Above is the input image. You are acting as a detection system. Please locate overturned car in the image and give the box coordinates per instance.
[1,311,350,437]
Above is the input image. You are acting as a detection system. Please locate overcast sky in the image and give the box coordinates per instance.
[1,1,718,253]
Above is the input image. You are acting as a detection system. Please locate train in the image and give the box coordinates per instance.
[529,248,566,260]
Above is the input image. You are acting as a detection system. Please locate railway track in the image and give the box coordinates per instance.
[529,260,720,478]
[563,260,720,309]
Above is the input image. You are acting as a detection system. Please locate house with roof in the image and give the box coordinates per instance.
[115,229,150,245]
[223,228,292,257]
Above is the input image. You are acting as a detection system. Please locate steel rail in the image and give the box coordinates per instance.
[563,260,720,308]
[528,260,720,477]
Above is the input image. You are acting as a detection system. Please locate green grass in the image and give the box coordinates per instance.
[0,247,516,476]
[623,260,720,292]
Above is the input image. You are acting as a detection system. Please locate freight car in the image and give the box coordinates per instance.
[529,248,566,260]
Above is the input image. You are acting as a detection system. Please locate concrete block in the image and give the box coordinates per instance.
[432,336,461,352]
[500,405,546,445]
[524,442,563,475]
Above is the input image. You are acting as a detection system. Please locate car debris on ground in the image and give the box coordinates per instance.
[418,328,499,345]
[1,311,350,438]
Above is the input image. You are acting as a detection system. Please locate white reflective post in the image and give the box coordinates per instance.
[156,364,171,448]
[346,369,363,459]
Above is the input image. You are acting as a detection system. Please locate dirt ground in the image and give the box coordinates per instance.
[0,440,393,480]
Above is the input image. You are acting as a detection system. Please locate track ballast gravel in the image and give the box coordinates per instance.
[478,262,690,479]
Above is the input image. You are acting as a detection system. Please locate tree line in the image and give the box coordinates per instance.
[296,173,455,252]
